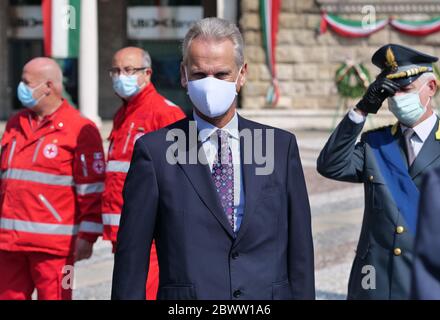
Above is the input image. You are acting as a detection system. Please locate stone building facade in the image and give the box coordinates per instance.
[240,0,440,112]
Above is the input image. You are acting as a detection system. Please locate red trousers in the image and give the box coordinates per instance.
[0,250,73,300]
[146,244,159,300]
[112,242,159,300]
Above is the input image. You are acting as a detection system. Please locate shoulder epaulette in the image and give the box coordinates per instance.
[364,124,393,135]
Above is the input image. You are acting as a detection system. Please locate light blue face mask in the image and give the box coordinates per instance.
[388,82,431,127]
[112,75,141,99]
[17,81,46,109]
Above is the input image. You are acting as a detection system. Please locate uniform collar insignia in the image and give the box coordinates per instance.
[391,122,399,136]
[435,120,440,141]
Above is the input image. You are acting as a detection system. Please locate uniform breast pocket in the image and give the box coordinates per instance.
[121,121,147,155]
[0,137,17,170]
[365,171,384,211]
[34,142,73,171]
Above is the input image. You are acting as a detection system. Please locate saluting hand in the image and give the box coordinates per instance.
[356,78,401,114]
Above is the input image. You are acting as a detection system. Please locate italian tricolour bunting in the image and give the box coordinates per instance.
[390,17,440,36]
[42,0,81,58]
[320,12,388,38]
[260,0,281,107]
[321,12,440,38]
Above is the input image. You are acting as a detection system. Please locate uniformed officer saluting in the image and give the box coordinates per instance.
[317,44,440,300]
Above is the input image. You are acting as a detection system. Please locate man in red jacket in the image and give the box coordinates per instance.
[0,58,105,300]
[102,47,185,300]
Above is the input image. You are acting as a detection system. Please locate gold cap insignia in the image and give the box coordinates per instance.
[385,47,398,72]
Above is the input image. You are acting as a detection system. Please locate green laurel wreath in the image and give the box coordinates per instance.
[335,63,371,99]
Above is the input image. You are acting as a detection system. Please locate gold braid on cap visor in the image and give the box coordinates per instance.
[386,66,432,80]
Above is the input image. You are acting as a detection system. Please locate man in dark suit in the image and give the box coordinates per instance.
[317,44,440,299]
[111,18,315,300]
[412,167,440,299]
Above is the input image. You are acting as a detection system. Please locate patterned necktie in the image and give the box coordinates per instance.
[403,128,416,167]
[211,130,235,231]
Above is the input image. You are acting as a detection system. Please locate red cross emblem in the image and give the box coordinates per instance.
[43,144,58,159]
[93,160,105,174]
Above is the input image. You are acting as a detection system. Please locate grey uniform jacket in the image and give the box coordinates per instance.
[317,114,440,300]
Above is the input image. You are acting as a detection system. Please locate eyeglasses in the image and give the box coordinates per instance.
[109,66,148,77]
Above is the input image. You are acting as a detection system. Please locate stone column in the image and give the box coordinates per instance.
[79,0,101,126]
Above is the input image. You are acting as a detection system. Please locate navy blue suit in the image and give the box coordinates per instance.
[412,167,440,299]
[111,115,315,300]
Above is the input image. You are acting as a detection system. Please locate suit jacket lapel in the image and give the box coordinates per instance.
[233,115,266,246]
[409,118,440,179]
[170,117,235,239]
[395,127,409,170]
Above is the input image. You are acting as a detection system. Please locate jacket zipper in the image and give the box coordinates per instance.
[122,122,135,154]
[32,137,45,163]
[38,194,62,222]
[7,138,16,167]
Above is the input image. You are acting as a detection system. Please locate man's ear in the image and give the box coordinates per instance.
[429,78,438,96]
[237,63,248,92]
[180,63,188,89]
[45,81,53,95]
[143,68,152,84]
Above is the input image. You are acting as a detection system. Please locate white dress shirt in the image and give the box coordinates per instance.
[400,112,437,158]
[348,109,438,157]
[193,111,245,233]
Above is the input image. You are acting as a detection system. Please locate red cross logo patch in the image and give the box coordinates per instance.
[43,144,58,159]
[93,160,105,174]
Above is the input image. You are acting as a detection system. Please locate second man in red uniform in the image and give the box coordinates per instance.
[102,47,185,300]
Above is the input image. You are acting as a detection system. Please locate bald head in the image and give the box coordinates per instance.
[111,47,152,100]
[112,47,151,69]
[22,57,63,95]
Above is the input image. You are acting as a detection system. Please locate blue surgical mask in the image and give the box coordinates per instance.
[17,81,46,109]
[388,82,430,127]
[112,75,141,99]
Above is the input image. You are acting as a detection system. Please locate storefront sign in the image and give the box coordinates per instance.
[127,6,203,40]
[10,6,44,40]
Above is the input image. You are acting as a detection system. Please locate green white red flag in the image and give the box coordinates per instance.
[260,0,281,107]
[42,0,81,58]
[390,17,440,36]
[320,12,440,38]
[320,12,388,38]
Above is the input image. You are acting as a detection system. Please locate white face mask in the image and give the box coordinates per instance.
[185,67,242,118]
[388,81,431,127]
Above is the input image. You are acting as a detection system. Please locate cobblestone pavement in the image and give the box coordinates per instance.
[72,128,364,300]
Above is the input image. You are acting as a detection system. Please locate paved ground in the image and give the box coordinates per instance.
[71,127,364,300]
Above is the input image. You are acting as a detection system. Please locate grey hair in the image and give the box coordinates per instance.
[182,17,244,67]
[419,72,436,83]
[142,50,152,68]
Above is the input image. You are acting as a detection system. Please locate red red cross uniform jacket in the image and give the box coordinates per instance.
[102,84,185,241]
[0,100,105,257]
[102,84,185,299]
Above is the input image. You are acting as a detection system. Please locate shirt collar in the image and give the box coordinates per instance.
[193,110,240,142]
[27,99,68,127]
[400,112,438,143]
